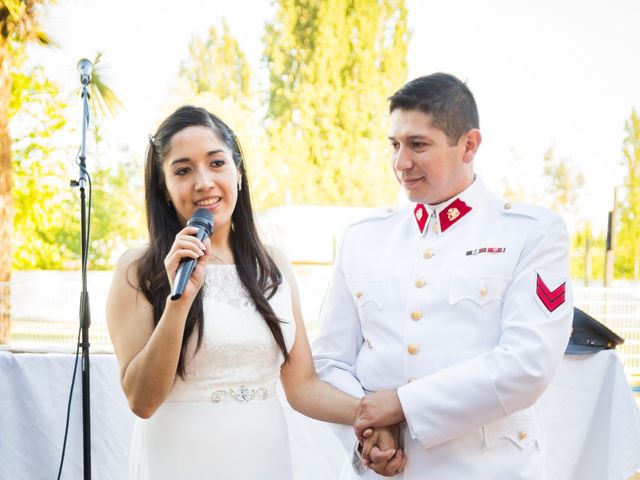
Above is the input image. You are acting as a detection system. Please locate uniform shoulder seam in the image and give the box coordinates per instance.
[345,206,398,229]
[501,201,552,220]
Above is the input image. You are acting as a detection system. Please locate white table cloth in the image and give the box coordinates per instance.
[539,351,640,479]
[1,349,639,479]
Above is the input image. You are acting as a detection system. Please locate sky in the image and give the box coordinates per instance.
[30,0,640,233]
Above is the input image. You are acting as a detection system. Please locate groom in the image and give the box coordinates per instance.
[312,73,573,478]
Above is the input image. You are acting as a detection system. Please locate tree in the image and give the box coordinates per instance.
[178,21,251,105]
[263,0,409,207]
[11,60,76,270]
[541,145,585,216]
[570,220,605,285]
[0,0,53,342]
[86,121,146,270]
[615,109,640,280]
[540,145,590,283]
[11,50,127,272]
[169,21,273,208]
[501,148,543,204]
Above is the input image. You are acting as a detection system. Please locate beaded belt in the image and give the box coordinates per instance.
[167,380,276,404]
[211,384,269,403]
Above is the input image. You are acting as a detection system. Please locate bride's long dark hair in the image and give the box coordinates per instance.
[136,106,288,378]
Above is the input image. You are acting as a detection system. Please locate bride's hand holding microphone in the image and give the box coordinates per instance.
[165,208,214,303]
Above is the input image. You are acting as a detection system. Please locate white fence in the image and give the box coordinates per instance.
[2,273,639,377]
[573,287,640,378]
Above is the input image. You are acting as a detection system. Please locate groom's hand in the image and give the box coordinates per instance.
[354,390,405,439]
[361,425,406,476]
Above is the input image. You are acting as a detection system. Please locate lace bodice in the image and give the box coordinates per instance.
[167,265,296,400]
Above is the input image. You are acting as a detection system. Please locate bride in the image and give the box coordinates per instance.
[106,106,398,479]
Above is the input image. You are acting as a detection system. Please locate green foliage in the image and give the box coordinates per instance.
[542,146,585,215]
[540,146,592,282]
[11,58,144,270]
[89,155,146,270]
[87,52,124,117]
[179,21,252,104]
[10,61,79,269]
[263,0,409,206]
[615,109,640,279]
[170,21,272,209]
[570,221,606,285]
[0,0,54,47]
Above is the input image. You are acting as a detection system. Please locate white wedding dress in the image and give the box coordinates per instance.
[129,264,297,479]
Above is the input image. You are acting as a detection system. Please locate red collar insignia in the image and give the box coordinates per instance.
[438,198,472,233]
[414,203,428,234]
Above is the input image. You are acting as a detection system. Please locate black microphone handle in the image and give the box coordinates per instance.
[169,228,210,301]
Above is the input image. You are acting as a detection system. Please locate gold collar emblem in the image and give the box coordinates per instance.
[447,207,460,221]
[416,209,424,221]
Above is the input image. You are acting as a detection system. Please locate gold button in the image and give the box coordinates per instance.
[415,278,426,288]
[366,339,373,349]
[480,286,488,296]
[432,223,440,233]
[355,291,363,299]
[407,343,419,355]
[408,377,417,383]
[518,431,527,440]
[504,202,512,210]
[423,250,433,259]
[410,311,422,321]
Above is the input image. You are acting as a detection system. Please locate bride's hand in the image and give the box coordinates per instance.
[361,425,405,476]
[164,226,212,301]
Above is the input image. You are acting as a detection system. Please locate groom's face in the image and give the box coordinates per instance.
[388,108,474,205]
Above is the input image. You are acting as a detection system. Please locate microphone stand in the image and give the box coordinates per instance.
[71,70,92,480]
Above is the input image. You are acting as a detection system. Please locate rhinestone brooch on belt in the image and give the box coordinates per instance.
[211,385,269,404]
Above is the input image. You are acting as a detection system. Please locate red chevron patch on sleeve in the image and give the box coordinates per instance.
[536,274,566,312]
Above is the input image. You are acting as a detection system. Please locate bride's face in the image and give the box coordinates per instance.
[162,126,241,234]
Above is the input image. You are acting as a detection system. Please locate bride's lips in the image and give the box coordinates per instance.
[194,196,222,210]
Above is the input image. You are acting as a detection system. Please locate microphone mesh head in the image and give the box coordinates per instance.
[187,208,214,237]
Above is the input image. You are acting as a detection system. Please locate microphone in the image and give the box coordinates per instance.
[170,208,214,300]
[77,58,93,86]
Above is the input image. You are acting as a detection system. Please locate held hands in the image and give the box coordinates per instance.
[355,390,405,439]
[360,425,406,476]
[164,226,211,301]
[355,390,407,476]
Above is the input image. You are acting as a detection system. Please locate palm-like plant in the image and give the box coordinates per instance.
[86,51,123,117]
[0,0,53,343]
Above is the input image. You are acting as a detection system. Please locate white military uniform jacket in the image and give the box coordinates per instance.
[313,178,573,479]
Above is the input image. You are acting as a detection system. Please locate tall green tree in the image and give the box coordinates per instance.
[570,221,605,285]
[264,0,409,206]
[11,49,128,273]
[86,118,145,270]
[178,21,251,104]
[541,145,585,215]
[0,0,53,342]
[171,21,272,207]
[89,155,146,270]
[11,60,76,270]
[540,146,590,282]
[616,109,640,280]
[12,116,145,270]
